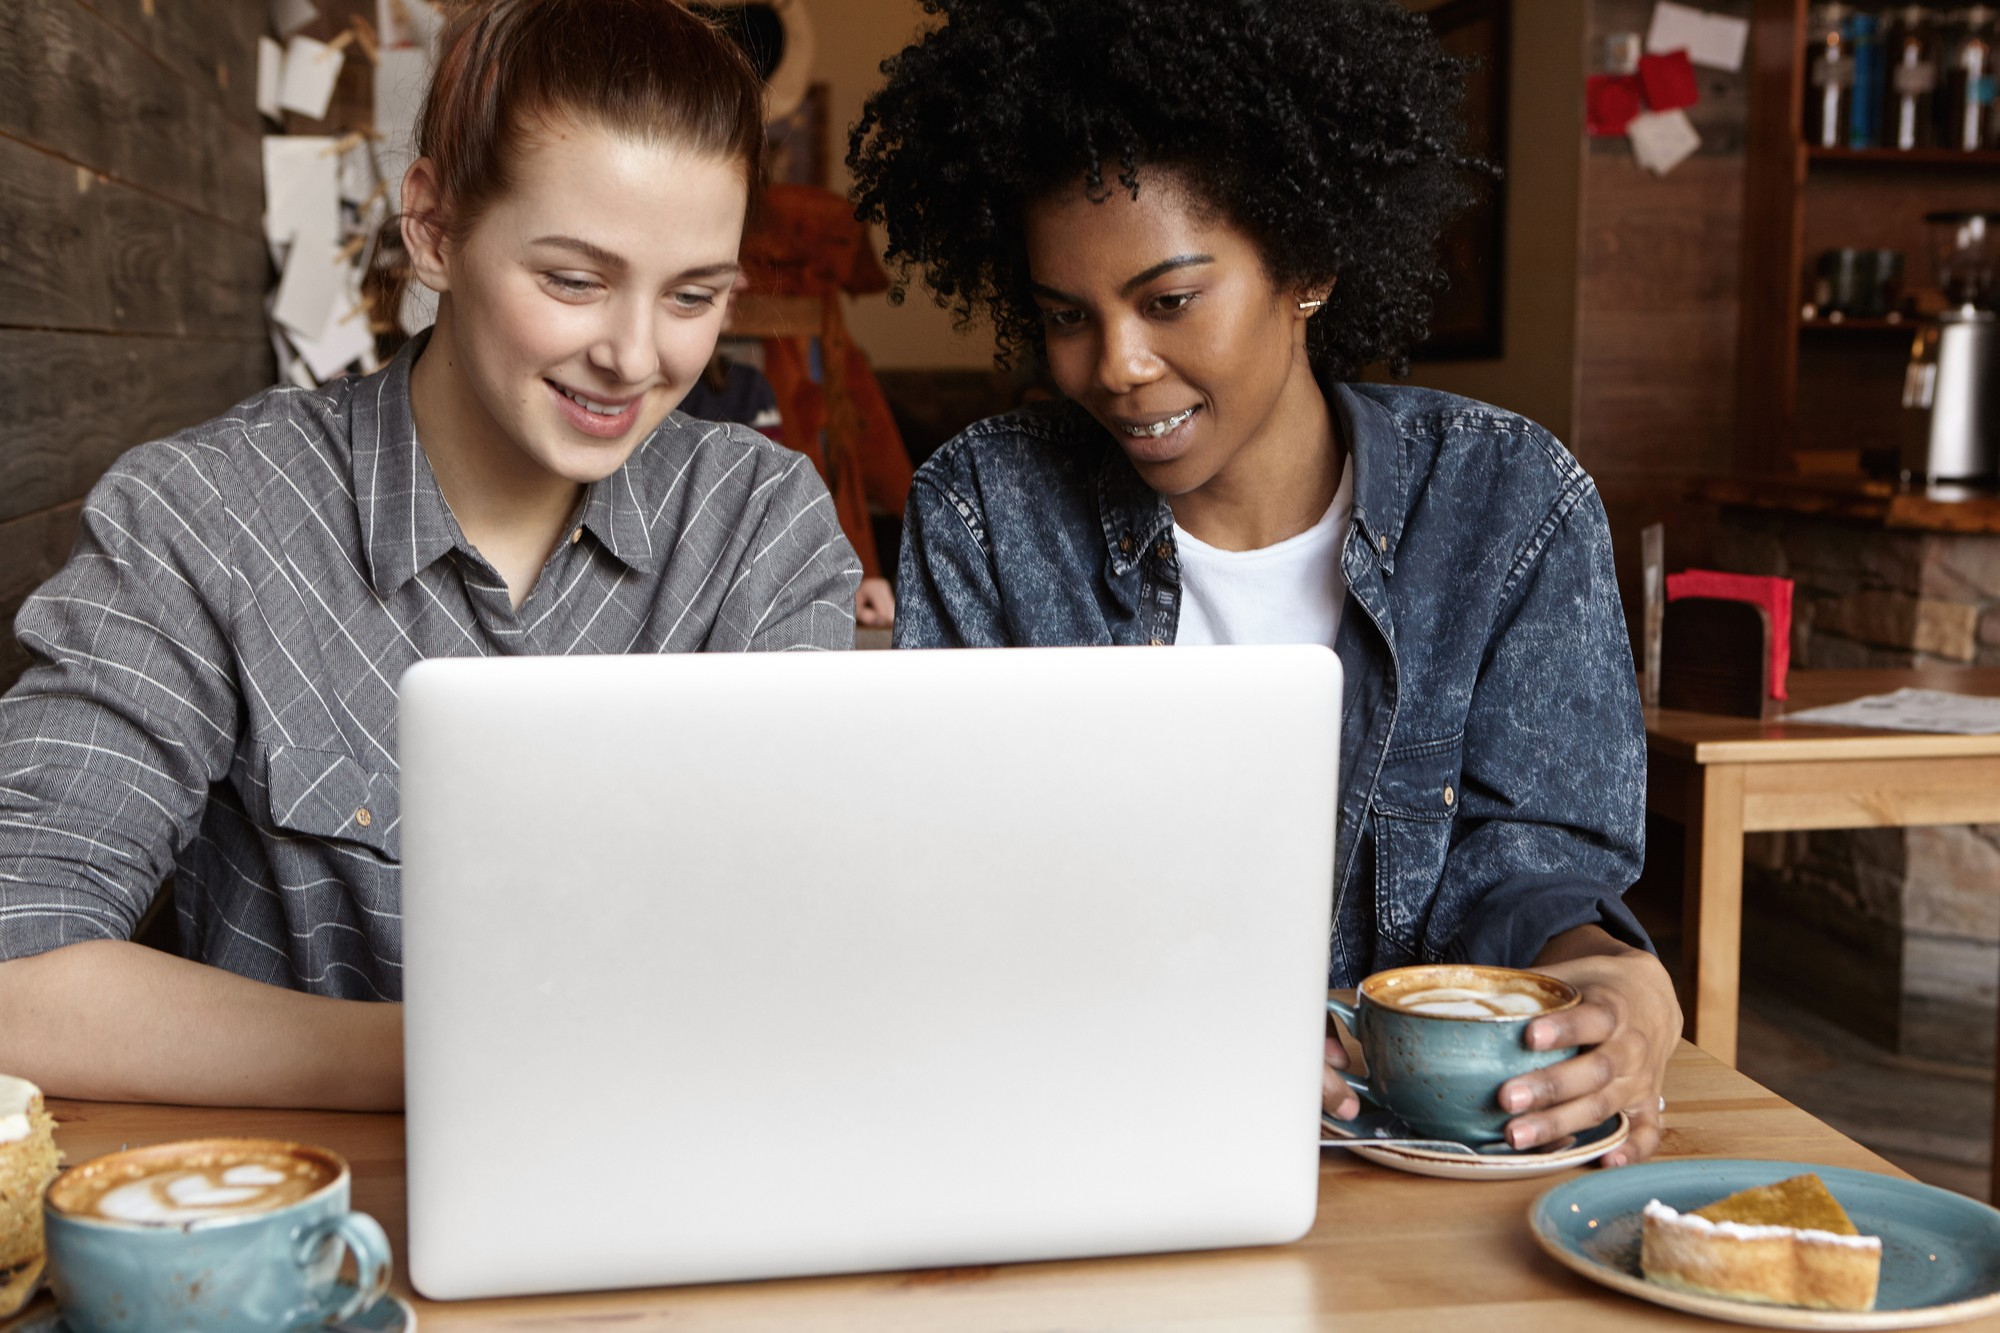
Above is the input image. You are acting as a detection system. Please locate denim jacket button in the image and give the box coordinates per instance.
[1378,533,1389,554]
[1155,541,1172,560]
[1443,785,1456,808]
[1150,637,1165,647]
[1119,536,1134,554]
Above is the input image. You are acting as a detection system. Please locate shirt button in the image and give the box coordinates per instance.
[1378,533,1389,554]
[355,807,373,828]
[571,528,583,544]
[1156,541,1173,561]
[1442,785,1455,808]
[1119,536,1134,554]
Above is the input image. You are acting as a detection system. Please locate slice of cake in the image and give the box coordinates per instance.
[0,1075,60,1315]
[1641,1172,1882,1312]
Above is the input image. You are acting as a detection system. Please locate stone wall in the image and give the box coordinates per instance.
[1715,509,2000,1063]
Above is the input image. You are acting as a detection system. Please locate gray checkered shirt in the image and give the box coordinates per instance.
[0,333,860,999]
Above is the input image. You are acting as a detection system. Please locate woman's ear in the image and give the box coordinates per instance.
[400,158,453,295]
[1295,276,1337,315]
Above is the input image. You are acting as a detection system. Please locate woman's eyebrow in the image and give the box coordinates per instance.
[1030,253,1216,305]
[531,235,626,269]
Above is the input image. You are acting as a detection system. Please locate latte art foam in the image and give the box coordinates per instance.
[49,1142,338,1226]
[1392,986,1551,1019]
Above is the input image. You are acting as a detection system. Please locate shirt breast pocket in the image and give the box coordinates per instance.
[262,744,400,862]
[1369,731,1464,954]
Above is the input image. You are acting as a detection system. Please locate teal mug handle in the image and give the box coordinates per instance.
[1324,996,1376,1104]
[296,1210,393,1325]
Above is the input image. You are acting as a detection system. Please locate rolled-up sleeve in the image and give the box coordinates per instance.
[0,442,242,959]
[1441,482,1649,966]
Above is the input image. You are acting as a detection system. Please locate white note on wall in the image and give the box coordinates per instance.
[257,37,285,121]
[374,44,433,214]
[290,267,375,381]
[273,240,348,341]
[262,136,341,248]
[378,0,444,49]
[1645,1,1749,73]
[1628,108,1702,175]
[270,0,319,37]
[279,35,345,120]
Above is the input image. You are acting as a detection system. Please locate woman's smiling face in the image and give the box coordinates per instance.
[409,116,749,487]
[1022,171,1325,501]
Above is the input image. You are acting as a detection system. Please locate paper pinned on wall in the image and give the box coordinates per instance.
[290,269,375,381]
[257,37,285,121]
[1628,107,1702,175]
[262,136,341,248]
[279,35,345,120]
[374,44,432,214]
[378,0,444,50]
[273,239,349,340]
[338,138,378,207]
[1645,1,1749,73]
[270,0,319,37]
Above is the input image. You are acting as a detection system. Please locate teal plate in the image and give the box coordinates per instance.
[1530,1159,2000,1329]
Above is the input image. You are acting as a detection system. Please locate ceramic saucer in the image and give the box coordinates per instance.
[1322,1096,1631,1180]
[1530,1158,2000,1329]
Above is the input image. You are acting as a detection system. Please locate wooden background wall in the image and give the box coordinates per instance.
[1573,0,1754,645]
[0,0,273,691]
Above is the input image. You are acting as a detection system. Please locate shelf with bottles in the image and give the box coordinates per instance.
[1805,4,2000,157]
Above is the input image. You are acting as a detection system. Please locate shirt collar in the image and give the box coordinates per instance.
[1092,372,1409,575]
[349,330,667,596]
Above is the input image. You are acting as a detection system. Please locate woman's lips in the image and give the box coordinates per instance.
[547,379,642,440]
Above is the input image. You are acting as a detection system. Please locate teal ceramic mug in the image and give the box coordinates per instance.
[1325,964,1581,1146]
[44,1137,390,1333]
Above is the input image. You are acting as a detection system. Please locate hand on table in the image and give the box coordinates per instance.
[1499,926,1682,1166]
[1322,1026,1360,1122]
[856,576,896,628]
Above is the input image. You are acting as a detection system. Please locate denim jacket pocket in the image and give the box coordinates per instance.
[261,744,400,862]
[1369,731,1464,954]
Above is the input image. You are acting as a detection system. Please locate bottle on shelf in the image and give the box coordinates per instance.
[1885,6,1940,150]
[1806,3,1859,150]
[1940,5,2000,151]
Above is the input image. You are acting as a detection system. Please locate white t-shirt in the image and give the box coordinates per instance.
[1172,459,1354,647]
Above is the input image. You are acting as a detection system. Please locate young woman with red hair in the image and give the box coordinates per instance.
[0,0,858,1109]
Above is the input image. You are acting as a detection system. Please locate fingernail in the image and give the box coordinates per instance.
[1502,1085,1530,1112]
[1339,1095,1359,1120]
[1605,1153,1626,1168]
[1526,1021,1550,1050]
[1509,1123,1538,1149]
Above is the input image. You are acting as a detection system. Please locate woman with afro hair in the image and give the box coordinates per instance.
[851,0,1682,1163]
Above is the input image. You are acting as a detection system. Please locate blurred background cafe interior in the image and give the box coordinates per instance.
[8,0,2000,1214]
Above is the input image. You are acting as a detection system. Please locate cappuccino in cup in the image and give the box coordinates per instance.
[48,1140,339,1225]
[43,1138,390,1333]
[1326,964,1580,1145]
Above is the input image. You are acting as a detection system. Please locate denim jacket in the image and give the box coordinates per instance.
[892,378,1649,985]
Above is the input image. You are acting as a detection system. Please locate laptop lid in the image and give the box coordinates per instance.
[400,646,1340,1299]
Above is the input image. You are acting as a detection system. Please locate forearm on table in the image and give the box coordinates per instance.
[0,940,403,1110]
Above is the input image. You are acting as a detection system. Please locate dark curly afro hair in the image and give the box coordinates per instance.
[847,0,1486,379]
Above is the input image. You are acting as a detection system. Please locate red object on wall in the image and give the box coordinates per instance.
[1665,570,1794,700]
[1638,50,1700,113]
[1586,74,1645,136]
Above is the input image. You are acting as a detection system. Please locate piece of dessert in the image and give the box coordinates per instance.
[1640,1172,1882,1312]
[0,1074,60,1315]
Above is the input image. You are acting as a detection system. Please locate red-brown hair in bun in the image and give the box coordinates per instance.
[412,0,765,249]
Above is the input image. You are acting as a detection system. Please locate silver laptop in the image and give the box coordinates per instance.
[399,646,1340,1300]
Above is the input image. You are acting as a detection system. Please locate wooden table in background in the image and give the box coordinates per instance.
[36,1043,2000,1331]
[1644,666,2000,1073]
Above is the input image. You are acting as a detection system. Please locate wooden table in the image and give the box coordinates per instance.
[1645,666,2000,1074]
[32,1043,2000,1331]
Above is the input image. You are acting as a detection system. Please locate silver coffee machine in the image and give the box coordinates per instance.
[1903,211,2000,484]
